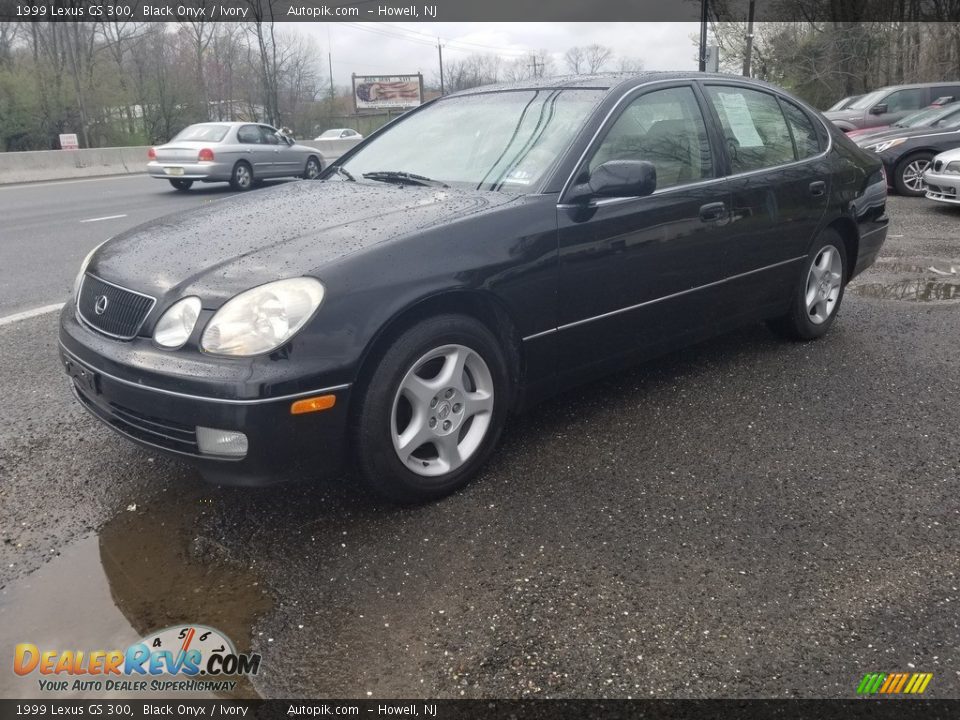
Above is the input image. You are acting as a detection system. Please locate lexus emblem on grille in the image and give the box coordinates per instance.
[94,295,109,315]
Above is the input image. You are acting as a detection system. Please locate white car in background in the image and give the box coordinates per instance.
[313,128,363,141]
[923,148,960,206]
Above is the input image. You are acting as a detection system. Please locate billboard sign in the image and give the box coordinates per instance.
[352,74,423,111]
[59,133,79,150]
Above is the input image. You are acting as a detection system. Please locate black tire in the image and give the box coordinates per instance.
[303,156,322,179]
[229,161,254,191]
[168,179,193,191]
[767,229,848,341]
[893,152,934,196]
[353,314,511,504]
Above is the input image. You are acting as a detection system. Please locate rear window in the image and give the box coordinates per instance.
[171,124,230,142]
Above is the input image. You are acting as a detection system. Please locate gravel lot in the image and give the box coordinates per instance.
[1,194,958,699]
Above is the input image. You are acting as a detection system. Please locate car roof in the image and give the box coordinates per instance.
[445,72,799,99]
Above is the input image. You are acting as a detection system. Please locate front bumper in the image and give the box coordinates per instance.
[147,160,230,182]
[922,169,960,205]
[59,309,352,486]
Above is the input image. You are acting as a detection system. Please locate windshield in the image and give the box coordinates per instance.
[828,96,858,111]
[340,89,605,191]
[897,106,944,127]
[318,129,343,138]
[171,123,230,142]
[847,90,888,111]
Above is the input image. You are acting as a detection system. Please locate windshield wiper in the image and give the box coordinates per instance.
[362,171,448,188]
[334,165,356,181]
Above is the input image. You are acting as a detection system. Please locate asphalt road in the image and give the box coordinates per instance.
[0,174,293,317]
[0,191,959,700]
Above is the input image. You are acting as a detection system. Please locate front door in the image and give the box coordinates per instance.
[556,83,733,378]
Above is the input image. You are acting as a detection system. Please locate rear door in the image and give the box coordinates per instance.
[556,83,735,375]
[699,83,831,322]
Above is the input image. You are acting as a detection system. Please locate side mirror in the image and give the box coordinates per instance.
[586,160,657,199]
[870,103,888,115]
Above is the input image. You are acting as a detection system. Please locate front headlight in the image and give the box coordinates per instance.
[945,161,960,174]
[866,138,906,153]
[73,240,108,297]
[201,278,325,356]
[154,297,202,348]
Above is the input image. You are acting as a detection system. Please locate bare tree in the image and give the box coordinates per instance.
[564,46,585,74]
[584,44,613,73]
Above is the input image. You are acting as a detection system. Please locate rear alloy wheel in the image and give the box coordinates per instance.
[230,161,253,191]
[894,152,933,196]
[303,156,322,179]
[354,315,510,504]
[767,229,847,341]
[168,179,193,191]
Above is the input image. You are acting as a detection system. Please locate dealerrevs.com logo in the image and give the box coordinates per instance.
[13,625,261,694]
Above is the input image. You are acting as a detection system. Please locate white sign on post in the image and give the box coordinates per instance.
[59,133,79,150]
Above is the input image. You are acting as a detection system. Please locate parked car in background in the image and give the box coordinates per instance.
[855,112,960,195]
[827,95,862,111]
[314,128,363,141]
[846,101,960,141]
[61,73,888,503]
[147,122,324,191]
[923,147,960,206]
[825,82,960,132]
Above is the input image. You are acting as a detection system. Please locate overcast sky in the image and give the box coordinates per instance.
[295,23,702,87]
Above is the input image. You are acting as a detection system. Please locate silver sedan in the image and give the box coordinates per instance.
[147,122,324,191]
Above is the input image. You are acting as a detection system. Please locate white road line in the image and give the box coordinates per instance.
[0,174,147,191]
[0,302,65,327]
[80,214,127,223]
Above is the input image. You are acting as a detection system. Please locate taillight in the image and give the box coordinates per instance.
[147,147,156,160]
[198,148,215,162]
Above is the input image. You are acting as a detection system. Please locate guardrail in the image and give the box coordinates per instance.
[0,139,361,185]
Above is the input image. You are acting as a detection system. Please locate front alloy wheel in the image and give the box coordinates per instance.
[391,344,495,477]
[303,157,322,179]
[894,153,933,196]
[354,314,510,503]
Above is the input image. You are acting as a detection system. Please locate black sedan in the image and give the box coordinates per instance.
[59,73,888,503]
[855,112,960,195]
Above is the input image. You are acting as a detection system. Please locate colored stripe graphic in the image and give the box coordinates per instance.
[857,672,932,695]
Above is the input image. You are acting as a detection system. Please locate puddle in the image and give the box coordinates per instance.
[0,495,272,699]
[850,256,960,302]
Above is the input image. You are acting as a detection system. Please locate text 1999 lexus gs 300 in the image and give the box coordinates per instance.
[60,73,888,503]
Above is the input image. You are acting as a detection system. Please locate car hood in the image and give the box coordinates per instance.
[824,109,863,121]
[932,146,960,163]
[90,180,517,303]
[856,125,960,147]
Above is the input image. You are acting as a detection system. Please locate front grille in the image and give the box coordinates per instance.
[74,384,200,455]
[77,274,156,339]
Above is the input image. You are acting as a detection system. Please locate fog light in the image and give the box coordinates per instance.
[196,427,248,457]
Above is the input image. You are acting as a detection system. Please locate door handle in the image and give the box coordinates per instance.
[809,181,826,197]
[699,202,727,223]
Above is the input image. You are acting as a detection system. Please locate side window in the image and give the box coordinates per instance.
[932,86,959,104]
[260,126,280,145]
[780,100,821,160]
[589,86,713,190]
[237,125,261,144]
[705,86,795,173]
[884,88,925,113]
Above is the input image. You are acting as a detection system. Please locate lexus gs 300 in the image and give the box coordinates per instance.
[61,73,889,503]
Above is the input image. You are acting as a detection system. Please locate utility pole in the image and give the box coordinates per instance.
[529,54,539,78]
[327,26,335,106]
[698,0,708,71]
[438,38,445,95]
[742,0,756,77]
